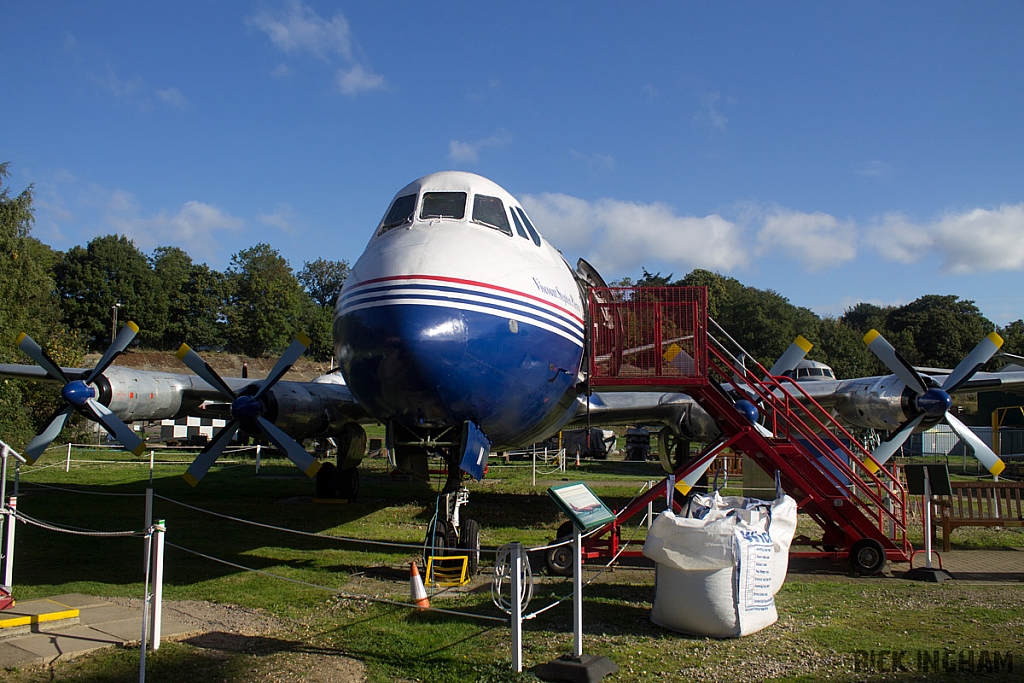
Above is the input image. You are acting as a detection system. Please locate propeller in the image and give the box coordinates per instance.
[17,323,146,463]
[175,333,322,486]
[863,329,1005,476]
[732,336,814,437]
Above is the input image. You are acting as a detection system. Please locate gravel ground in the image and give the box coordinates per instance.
[106,597,367,683]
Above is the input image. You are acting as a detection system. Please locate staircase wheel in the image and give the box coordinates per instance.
[545,521,575,577]
[850,538,886,576]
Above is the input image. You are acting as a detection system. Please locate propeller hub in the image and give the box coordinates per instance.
[916,387,952,418]
[734,399,759,426]
[231,394,263,423]
[61,380,95,407]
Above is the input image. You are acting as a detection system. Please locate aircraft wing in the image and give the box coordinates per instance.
[0,362,372,433]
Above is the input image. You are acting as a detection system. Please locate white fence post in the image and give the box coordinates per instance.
[510,542,523,672]
[66,443,72,472]
[255,444,262,473]
[150,520,165,650]
[2,497,15,589]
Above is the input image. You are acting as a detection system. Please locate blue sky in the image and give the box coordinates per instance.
[3,2,1023,325]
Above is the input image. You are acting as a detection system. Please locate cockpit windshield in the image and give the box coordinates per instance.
[379,194,416,234]
[472,194,512,235]
[421,192,467,220]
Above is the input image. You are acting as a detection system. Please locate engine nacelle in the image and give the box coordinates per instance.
[261,380,365,440]
[100,367,201,422]
[829,376,913,431]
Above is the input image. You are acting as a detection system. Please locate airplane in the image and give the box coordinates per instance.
[3,171,1023,568]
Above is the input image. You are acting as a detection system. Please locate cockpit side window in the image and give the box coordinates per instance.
[515,207,542,246]
[420,192,467,220]
[378,194,416,234]
[472,195,512,235]
[510,208,529,239]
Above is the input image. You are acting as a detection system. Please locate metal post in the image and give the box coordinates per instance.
[0,445,7,587]
[150,520,165,650]
[139,527,151,683]
[255,444,261,474]
[923,468,933,569]
[510,542,523,672]
[66,443,72,472]
[3,498,16,593]
[532,448,536,488]
[573,525,583,659]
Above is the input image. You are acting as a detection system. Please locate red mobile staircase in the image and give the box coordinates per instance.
[580,287,911,573]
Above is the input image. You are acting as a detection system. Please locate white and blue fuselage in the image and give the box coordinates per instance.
[334,172,586,450]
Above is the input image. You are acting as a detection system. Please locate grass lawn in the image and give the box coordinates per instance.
[2,447,1022,682]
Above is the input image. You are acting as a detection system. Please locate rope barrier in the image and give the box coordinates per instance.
[165,540,507,623]
[12,509,147,538]
[18,480,146,497]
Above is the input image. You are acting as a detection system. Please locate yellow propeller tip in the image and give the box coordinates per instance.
[864,457,880,474]
[296,332,312,347]
[182,472,199,487]
[304,461,322,478]
[990,460,1006,477]
[131,443,147,456]
[174,344,191,360]
[15,332,27,345]
[126,321,140,333]
[988,331,1004,348]
[863,329,880,345]
[794,335,813,353]
[674,481,692,496]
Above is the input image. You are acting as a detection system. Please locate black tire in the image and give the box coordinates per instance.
[315,461,338,498]
[545,521,575,577]
[459,518,481,575]
[425,520,448,560]
[850,538,886,576]
[338,468,359,501]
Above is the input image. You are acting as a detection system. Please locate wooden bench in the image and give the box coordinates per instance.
[935,481,1024,551]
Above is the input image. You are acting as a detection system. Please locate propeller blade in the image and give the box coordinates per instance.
[768,335,813,377]
[257,416,322,478]
[945,412,1006,477]
[865,413,925,474]
[182,420,240,487]
[87,321,140,383]
[863,329,927,394]
[16,332,69,384]
[941,332,1004,394]
[83,399,146,456]
[176,343,237,400]
[24,406,74,464]
[674,455,718,496]
[254,333,311,399]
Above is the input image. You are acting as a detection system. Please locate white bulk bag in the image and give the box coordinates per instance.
[642,491,797,637]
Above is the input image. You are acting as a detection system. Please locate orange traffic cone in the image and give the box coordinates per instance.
[410,561,429,611]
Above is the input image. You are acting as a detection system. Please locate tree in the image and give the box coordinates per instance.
[999,319,1024,364]
[298,258,349,309]
[151,246,228,350]
[885,295,994,369]
[0,162,83,446]
[56,234,165,349]
[224,243,305,357]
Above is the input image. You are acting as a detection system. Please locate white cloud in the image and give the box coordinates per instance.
[156,87,187,109]
[103,192,244,265]
[696,92,728,132]
[246,0,385,96]
[336,64,385,95]
[256,204,299,232]
[569,150,615,174]
[521,193,748,275]
[867,204,1024,274]
[448,132,512,163]
[755,207,857,270]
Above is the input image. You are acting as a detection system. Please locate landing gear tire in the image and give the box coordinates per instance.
[338,468,359,501]
[425,521,449,560]
[459,518,481,575]
[850,538,886,576]
[315,462,338,498]
[545,521,575,577]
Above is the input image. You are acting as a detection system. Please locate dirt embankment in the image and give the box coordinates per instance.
[88,350,335,382]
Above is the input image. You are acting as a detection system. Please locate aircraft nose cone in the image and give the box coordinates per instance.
[734,399,760,426]
[917,387,952,418]
[232,394,263,423]
[62,380,94,407]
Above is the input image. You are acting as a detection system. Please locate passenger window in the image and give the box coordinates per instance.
[421,192,467,220]
[516,207,541,246]
[379,194,416,234]
[472,195,512,235]
[510,209,529,239]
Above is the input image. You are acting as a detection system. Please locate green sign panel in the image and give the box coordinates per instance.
[547,481,616,531]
